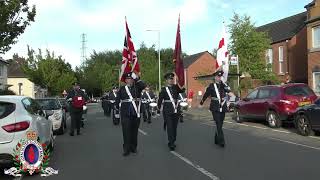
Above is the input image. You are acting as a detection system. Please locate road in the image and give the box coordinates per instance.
[3,103,320,180]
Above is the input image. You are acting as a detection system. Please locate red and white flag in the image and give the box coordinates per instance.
[215,22,229,82]
[120,17,140,82]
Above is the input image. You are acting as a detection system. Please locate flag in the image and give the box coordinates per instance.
[120,17,140,82]
[173,14,184,88]
[215,22,229,83]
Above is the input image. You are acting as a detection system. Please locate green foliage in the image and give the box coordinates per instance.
[0,0,36,54]
[21,47,76,95]
[228,13,279,85]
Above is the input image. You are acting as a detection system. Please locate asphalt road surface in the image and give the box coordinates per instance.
[3,103,320,180]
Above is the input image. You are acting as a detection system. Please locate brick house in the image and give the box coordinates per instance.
[183,51,216,106]
[305,0,320,94]
[257,12,308,84]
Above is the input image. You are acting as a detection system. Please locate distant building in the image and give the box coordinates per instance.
[0,57,9,90]
[7,60,47,98]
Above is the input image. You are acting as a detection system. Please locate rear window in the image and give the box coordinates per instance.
[0,102,16,119]
[36,99,61,110]
[284,86,314,96]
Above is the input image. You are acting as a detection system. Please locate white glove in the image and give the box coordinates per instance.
[131,72,138,80]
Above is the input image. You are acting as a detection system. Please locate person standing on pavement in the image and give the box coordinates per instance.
[66,82,89,136]
[187,89,194,108]
[157,72,185,151]
[109,86,120,125]
[200,70,235,147]
[141,84,156,124]
[115,72,146,156]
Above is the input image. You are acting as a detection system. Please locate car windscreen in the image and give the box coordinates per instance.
[36,99,61,110]
[284,86,314,96]
[0,102,16,119]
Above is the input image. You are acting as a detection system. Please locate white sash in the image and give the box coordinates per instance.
[146,92,152,102]
[214,83,226,112]
[113,92,117,98]
[165,87,177,113]
[125,86,140,118]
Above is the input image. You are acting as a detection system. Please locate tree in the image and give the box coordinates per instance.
[0,0,36,54]
[22,47,76,95]
[228,13,278,84]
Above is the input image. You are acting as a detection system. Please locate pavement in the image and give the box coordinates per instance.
[2,103,320,180]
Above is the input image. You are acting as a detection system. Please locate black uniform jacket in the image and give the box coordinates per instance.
[200,82,231,112]
[157,85,185,114]
[115,80,146,117]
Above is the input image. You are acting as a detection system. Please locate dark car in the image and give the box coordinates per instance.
[234,83,318,128]
[58,98,69,112]
[294,98,320,136]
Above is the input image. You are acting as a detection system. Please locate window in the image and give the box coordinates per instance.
[270,89,280,97]
[313,72,320,94]
[312,26,320,48]
[285,85,314,96]
[279,46,284,74]
[266,49,273,71]
[258,89,270,99]
[22,98,40,115]
[247,89,258,100]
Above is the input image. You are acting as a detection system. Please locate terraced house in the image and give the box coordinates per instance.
[257,0,320,95]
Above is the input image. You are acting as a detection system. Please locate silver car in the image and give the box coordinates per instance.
[0,96,54,167]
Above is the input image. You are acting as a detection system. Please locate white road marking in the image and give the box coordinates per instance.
[13,175,23,180]
[138,129,147,136]
[171,151,220,180]
[201,122,320,151]
[268,137,320,151]
[271,129,291,134]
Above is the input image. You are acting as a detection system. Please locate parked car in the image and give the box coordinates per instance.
[0,96,54,168]
[58,98,69,112]
[36,98,66,135]
[294,98,320,136]
[234,83,318,128]
[227,95,240,112]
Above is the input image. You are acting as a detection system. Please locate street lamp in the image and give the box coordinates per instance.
[146,29,161,91]
[113,69,121,87]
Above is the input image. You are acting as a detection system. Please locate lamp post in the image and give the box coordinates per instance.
[146,29,161,91]
[113,69,121,87]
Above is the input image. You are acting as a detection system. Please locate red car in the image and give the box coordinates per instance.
[234,83,318,128]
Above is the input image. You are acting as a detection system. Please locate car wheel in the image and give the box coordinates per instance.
[267,111,282,128]
[295,114,312,136]
[234,108,243,123]
[314,130,320,136]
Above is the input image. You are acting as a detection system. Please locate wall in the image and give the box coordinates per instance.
[0,64,8,90]
[7,78,35,98]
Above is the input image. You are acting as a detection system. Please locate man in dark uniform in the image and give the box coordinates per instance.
[66,82,89,136]
[115,72,146,156]
[178,92,187,123]
[200,70,235,147]
[157,72,185,151]
[109,86,120,125]
[141,84,156,124]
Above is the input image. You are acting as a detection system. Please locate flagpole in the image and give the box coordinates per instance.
[158,31,161,91]
[237,55,240,97]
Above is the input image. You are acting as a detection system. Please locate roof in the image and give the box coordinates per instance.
[183,51,210,68]
[256,12,307,44]
[7,60,26,78]
[305,0,315,8]
[0,57,9,65]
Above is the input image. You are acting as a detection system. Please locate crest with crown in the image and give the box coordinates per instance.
[26,130,38,140]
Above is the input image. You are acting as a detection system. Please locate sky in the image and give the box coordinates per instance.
[2,0,311,69]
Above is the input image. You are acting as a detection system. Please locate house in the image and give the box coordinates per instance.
[256,0,320,94]
[256,12,308,84]
[0,57,9,90]
[305,0,320,94]
[183,51,216,106]
[7,60,47,98]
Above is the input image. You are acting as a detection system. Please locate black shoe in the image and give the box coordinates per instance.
[180,120,184,123]
[123,151,130,156]
[69,132,74,136]
[169,146,175,151]
[219,143,225,148]
[131,149,137,154]
[148,121,151,124]
[77,131,81,135]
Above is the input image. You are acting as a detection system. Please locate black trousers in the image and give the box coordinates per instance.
[121,115,141,153]
[163,113,178,146]
[70,109,83,133]
[142,103,151,122]
[211,111,225,145]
